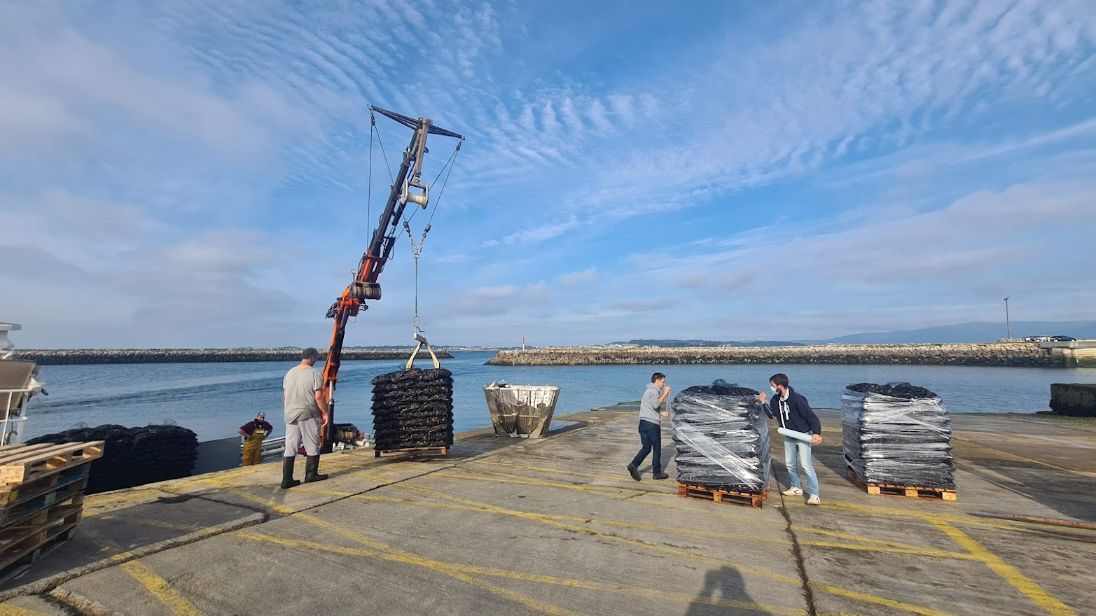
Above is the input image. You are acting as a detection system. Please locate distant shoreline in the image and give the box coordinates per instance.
[17,348,454,365]
[487,342,1073,368]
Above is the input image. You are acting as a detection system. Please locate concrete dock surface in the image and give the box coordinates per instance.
[2,406,1094,616]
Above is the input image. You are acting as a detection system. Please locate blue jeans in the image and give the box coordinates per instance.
[630,420,662,474]
[784,437,819,496]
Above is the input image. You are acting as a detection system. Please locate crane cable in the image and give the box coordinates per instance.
[402,139,463,339]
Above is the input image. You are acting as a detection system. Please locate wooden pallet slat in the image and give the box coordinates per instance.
[846,466,956,501]
[678,483,768,510]
[0,441,104,485]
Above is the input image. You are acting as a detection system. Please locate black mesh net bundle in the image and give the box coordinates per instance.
[671,380,771,493]
[28,424,198,494]
[842,382,955,489]
[371,368,454,450]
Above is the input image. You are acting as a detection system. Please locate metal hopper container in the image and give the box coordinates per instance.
[484,383,559,438]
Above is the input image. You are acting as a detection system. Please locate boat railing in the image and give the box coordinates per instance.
[1,387,35,446]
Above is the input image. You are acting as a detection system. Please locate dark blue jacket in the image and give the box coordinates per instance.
[765,387,821,435]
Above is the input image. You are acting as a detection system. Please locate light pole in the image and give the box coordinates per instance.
[1003,297,1011,341]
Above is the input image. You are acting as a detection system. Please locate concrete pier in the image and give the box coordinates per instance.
[1,408,1093,615]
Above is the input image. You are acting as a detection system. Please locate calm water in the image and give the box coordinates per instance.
[26,352,1096,442]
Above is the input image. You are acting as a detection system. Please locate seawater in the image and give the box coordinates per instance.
[27,352,1096,441]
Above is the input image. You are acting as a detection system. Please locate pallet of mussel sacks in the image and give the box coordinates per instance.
[672,380,771,509]
[0,441,104,581]
[842,383,956,501]
[371,368,454,459]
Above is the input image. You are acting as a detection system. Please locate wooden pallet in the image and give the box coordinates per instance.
[0,477,88,527]
[678,483,768,509]
[0,464,90,507]
[0,503,81,584]
[374,446,448,458]
[846,466,956,501]
[0,442,104,485]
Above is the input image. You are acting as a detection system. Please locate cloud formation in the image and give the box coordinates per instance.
[1,1,1094,347]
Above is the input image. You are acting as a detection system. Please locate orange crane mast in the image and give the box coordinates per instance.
[320,106,463,452]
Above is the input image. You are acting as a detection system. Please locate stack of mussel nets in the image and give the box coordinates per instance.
[28,424,198,494]
[842,382,954,489]
[671,379,771,493]
[371,368,454,451]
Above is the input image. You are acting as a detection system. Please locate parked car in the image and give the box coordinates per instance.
[1050,335,1076,342]
[1022,335,1053,342]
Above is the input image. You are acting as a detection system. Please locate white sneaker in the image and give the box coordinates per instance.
[806,494,821,505]
[782,487,803,496]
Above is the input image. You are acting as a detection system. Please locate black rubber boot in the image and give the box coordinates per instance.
[280,457,300,489]
[627,464,641,481]
[304,455,328,483]
[653,471,669,480]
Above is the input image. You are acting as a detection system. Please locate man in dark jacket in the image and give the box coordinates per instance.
[758,373,822,505]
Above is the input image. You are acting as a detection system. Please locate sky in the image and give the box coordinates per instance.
[2,0,1095,349]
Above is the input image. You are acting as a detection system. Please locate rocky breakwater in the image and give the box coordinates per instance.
[487,343,1060,367]
[19,347,453,365]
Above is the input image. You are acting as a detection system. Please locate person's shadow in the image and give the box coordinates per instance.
[686,566,754,615]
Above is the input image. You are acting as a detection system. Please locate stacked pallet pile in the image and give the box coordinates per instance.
[672,380,772,508]
[0,441,103,579]
[842,382,956,498]
[372,368,454,456]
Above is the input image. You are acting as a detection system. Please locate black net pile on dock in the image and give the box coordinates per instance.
[28,424,198,494]
[842,383,954,489]
[371,368,454,451]
[671,380,771,493]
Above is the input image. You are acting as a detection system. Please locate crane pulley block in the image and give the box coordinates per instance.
[350,281,382,301]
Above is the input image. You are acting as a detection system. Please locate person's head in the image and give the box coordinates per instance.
[651,372,666,387]
[301,347,321,365]
[769,373,789,395]
[255,412,266,422]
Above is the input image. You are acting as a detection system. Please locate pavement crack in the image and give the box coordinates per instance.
[775,492,818,616]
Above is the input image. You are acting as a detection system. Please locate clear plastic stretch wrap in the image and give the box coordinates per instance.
[371,368,454,450]
[841,383,955,489]
[671,380,771,493]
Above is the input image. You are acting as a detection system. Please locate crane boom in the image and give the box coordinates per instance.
[320,106,463,452]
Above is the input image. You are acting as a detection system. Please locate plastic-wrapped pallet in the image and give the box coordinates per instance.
[371,368,454,451]
[842,383,954,489]
[671,380,771,493]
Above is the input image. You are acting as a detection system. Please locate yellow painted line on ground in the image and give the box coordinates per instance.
[357,490,789,545]
[952,436,1093,475]
[289,514,580,616]
[120,560,204,616]
[473,458,641,483]
[432,470,695,513]
[808,582,950,616]
[932,521,1077,616]
[235,529,802,615]
[796,527,976,560]
[0,604,50,615]
[820,500,1029,532]
[799,539,979,561]
[392,484,945,616]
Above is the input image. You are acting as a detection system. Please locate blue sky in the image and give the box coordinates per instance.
[2,0,1095,348]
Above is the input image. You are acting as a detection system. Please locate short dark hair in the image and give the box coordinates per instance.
[302,347,321,361]
[769,373,789,387]
[651,372,666,383]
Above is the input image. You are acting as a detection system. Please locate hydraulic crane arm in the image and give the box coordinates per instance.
[319,106,462,453]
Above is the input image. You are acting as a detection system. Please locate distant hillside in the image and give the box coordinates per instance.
[822,321,1096,344]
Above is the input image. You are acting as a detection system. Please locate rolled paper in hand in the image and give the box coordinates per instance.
[778,427,814,443]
